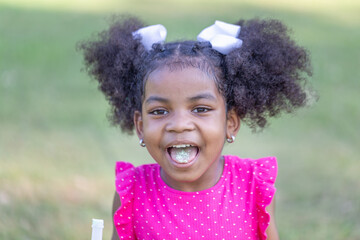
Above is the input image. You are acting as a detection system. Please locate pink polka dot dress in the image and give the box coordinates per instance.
[114,155,277,240]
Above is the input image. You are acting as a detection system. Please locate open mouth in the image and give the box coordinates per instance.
[167,144,199,164]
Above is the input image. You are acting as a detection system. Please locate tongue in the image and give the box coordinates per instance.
[169,146,198,164]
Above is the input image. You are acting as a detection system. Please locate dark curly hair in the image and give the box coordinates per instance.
[78,15,313,134]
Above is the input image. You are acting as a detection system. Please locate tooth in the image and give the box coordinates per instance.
[170,144,195,149]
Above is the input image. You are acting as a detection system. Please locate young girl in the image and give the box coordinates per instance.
[79,15,312,240]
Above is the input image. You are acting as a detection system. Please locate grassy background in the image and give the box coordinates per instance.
[0,0,359,239]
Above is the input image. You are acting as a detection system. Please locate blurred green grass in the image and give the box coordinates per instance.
[0,0,359,239]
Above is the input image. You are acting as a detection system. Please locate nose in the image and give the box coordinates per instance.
[165,110,195,133]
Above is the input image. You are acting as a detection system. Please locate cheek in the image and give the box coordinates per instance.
[142,118,163,140]
[203,114,227,139]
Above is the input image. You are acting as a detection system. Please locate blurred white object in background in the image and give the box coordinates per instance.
[91,219,104,240]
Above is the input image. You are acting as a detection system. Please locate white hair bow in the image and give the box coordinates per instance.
[132,20,242,54]
[197,20,242,54]
[132,24,167,51]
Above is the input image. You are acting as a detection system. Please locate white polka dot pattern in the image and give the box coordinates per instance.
[114,156,277,240]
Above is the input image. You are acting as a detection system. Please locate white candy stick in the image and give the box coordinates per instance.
[91,219,104,240]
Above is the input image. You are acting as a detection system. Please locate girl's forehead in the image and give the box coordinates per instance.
[143,67,223,100]
[146,67,217,88]
[149,61,216,78]
[145,55,221,82]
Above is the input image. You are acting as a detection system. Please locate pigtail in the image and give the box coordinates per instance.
[78,16,146,133]
[225,19,313,130]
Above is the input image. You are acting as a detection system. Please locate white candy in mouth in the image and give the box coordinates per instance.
[173,148,191,163]
[168,145,198,164]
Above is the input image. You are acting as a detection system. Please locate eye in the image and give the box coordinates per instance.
[149,109,169,115]
[193,107,211,113]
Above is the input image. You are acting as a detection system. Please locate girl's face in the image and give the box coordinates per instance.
[134,67,240,192]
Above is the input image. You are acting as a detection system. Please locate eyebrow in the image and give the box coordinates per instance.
[188,93,217,102]
[144,93,217,105]
[144,96,169,105]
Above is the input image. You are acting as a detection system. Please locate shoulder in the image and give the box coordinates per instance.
[223,155,278,190]
[115,162,158,187]
[224,155,277,174]
[114,161,159,208]
[225,155,278,205]
[115,161,158,179]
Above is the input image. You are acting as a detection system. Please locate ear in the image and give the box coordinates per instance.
[134,110,144,140]
[226,109,240,139]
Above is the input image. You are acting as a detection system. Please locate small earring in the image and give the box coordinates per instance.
[139,139,146,147]
[226,135,235,143]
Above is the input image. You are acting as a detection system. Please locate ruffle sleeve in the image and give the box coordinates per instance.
[253,157,278,240]
[114,161,136,239]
